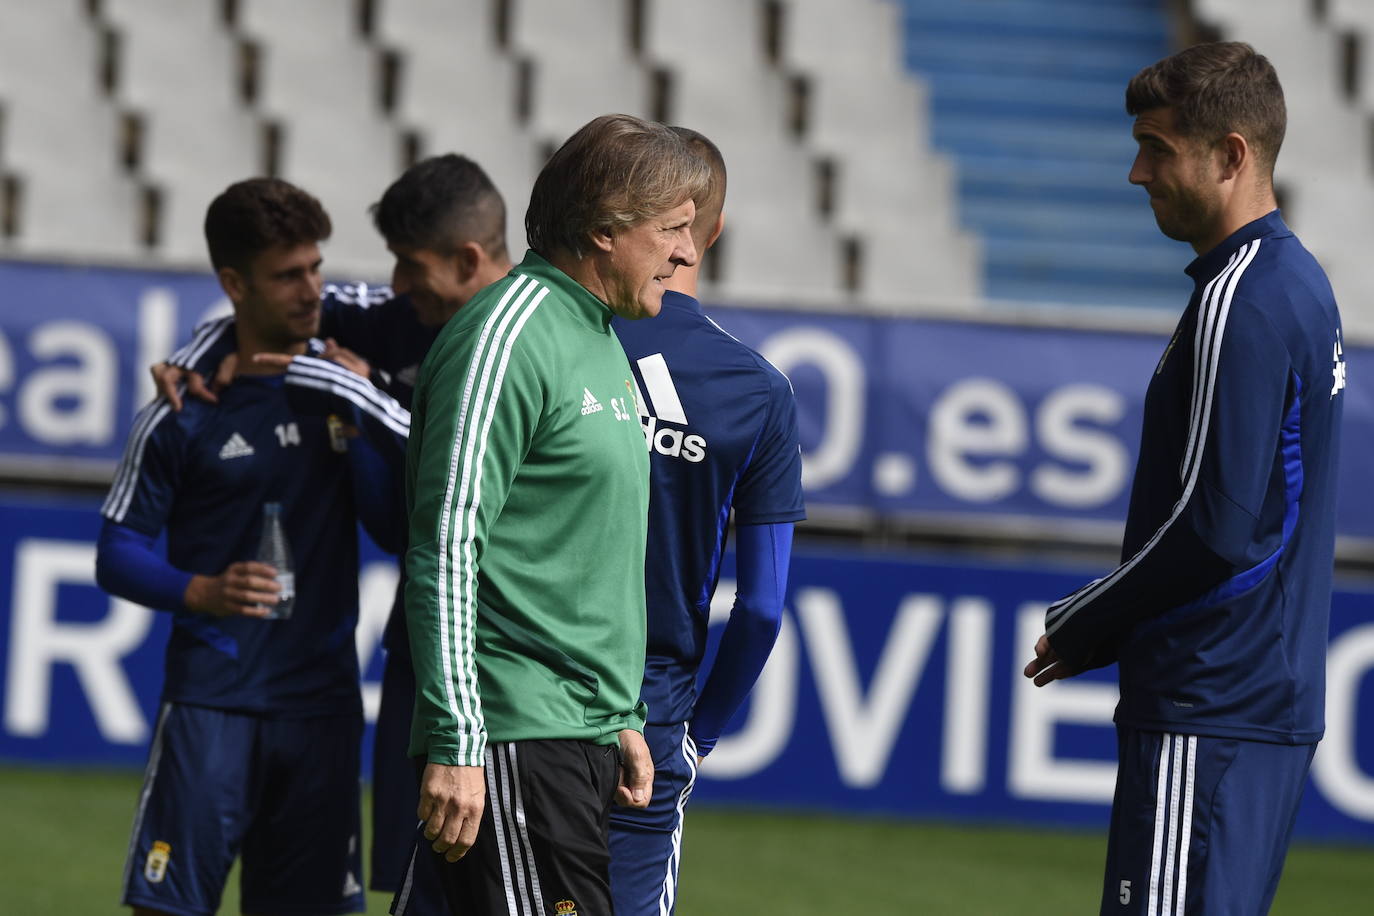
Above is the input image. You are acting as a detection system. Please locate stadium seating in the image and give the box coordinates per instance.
[1190,0,1374,336]
[0,0,982,312]
[101,0,259,265]
[374,0,538,259]
[897,0,1196,310]
[0,3,143,261]
[782,0,981,306]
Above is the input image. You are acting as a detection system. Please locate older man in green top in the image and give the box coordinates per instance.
[399,114,708,916]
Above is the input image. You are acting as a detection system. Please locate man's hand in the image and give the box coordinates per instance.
[615,728,653,808]
[150,354,237,411]
[183,561,278,618]
[254,338,371,377]
[419,762,486,862]
[1023,633,1080,687]
[321,338,370,377]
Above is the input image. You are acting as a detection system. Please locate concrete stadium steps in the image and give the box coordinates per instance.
[904,34,1150,84]
[960,200,1168,248]
[897,0,1177,309]
[900,0,1169,45]
[931,116,1133,166]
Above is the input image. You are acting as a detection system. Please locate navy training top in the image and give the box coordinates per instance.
[612,290,806,727]
[1045,211,1345,744]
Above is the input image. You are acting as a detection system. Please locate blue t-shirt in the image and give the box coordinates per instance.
[1046,211,1344,744]
[612,291,806,725]
[101,373,369,717]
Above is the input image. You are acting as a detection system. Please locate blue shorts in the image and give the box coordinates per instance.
[608,722,699,916]
[121,702,366,916]
[1101,727,1316,915]
[370,650,444,913]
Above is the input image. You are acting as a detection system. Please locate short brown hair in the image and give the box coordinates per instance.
[670,126,727,253]
[1126,41,1286,176]
[525,114,711,259]
[204,178,332,272]
[370,154,507,260]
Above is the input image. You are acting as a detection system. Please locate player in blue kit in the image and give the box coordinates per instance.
[1023,43,1345,915]
[99,178,410,916]
[153,156,513,913]
[608,128,806,915]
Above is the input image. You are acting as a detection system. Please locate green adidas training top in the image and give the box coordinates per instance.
[404,251,650,766]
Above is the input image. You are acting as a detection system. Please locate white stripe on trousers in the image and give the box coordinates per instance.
[658,729,699,916]
[120,702,172,895]
[486,743,544,916]
[1147,733,1198,916]
[395,746,545,916]
[392,840,419,914]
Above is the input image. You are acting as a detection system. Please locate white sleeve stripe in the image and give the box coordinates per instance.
[1045,240,1261,634]
[284,375,411,437]
[285,357,411,429]
[449,279,545,761]
[102,397,176,523]
[1180,247,1243,483]
[457,290,548,740]
[432,274,536,758]
[324,281,394,306]
[168,316,233,368]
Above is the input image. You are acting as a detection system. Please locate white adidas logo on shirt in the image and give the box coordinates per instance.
[580,387,603,416]
[218,432,255,460]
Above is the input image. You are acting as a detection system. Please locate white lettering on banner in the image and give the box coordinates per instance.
[1007,604,1117,801]
[19,322,116,446]
[928,379,1026,502]
[758,328,864,491]
[0,330,13,429]
[1031,385,1128,508]
[4,539,152,743]
[1312,624,1374,820]
[942,598,993,794]
[135,288,177,410]
[356,561,399,723]
[800,588,943,788]
[706,579,800,778]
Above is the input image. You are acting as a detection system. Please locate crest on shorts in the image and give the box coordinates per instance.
[144,840,171,883]
[554,900,578,916]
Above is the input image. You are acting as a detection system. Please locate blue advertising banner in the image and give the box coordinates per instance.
[2,493,1371,842]
[3,259,1373,540]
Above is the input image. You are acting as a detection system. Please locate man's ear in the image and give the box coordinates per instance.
[1218,132,1248,182]
[704,211,725,252]
[589,227,616,254]
[217,266,246,304]
[453,241,482,282]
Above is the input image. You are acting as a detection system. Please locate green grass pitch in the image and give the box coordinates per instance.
[1,764,1368,914]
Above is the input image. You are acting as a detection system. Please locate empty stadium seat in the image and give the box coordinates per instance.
[510,0,650,143]
[783,0,981,307]
[378,0,536,256]
[0,3,143,259]
[1192,0,1374,332]
[898,0,1190,309]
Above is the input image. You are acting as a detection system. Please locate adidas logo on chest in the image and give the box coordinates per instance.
[580,387,603,415]
[218,432,255,460]
[630,353,708,463]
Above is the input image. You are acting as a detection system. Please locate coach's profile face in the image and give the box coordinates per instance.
[590,198,697,320]
[219,242,324,347]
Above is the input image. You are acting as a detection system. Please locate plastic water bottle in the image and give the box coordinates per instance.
[256,502,295,620]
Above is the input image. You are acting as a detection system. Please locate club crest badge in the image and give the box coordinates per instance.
[144,840,171,883]
[554,900,578,916]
